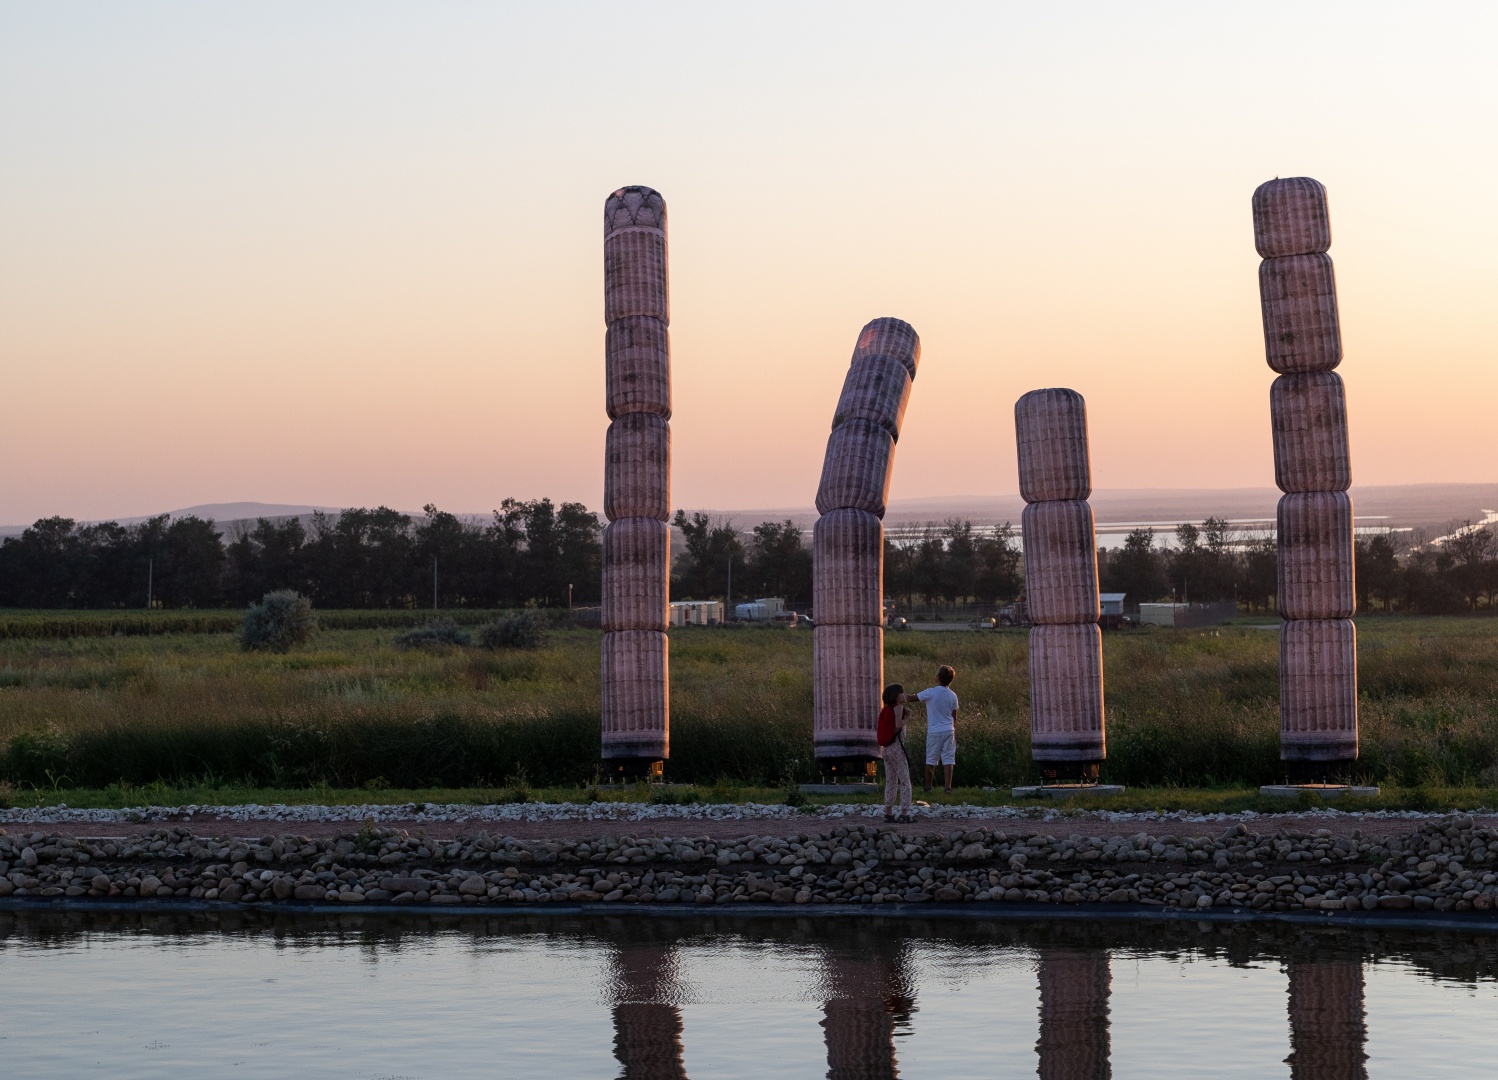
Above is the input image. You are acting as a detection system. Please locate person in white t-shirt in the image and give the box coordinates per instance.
[916,665,959,794]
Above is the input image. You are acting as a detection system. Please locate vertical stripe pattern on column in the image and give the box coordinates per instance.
[602,519,670,632]
[606,316,671,420]
[1016,389,1092,502]
[1253,177,1332,259]
[601,630,670,759]
[1278,492,1355,620]
[602,185,671,764]
[1259,253,1342,374]
[832,354,912,441]
[604,413,671,521]
[813,508,884,626]
[1271,372,1351,493]
[813,624,885,760]
[1022,501,1101,624]
[815,419,897,518]
[1280,619,1358,761]
[1029,624,1106,761]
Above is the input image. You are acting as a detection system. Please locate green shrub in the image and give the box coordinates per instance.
[394,617,471,650]
[240,591,318,653]
[477,611,547,650]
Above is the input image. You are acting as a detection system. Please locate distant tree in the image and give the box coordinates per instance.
[973,523,1022,604]
[745,520,812,606]
[1442,522,1496,611]
[1239,534,1278,612]
[671,511,745,602]
[1355,534,1400,612]
[1102,528,1168,605]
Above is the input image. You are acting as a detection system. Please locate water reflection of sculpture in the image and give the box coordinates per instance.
[820,931,917,1080]
[1036,949,1111,1080]
[811,318,921,783]
[609,942,688,1080]
[1285,960,1368,1080]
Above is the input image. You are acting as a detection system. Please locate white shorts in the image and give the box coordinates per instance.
[926,730,956,766]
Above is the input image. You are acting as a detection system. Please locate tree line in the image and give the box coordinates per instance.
[3,502,1494,615]
[0,502,601,610]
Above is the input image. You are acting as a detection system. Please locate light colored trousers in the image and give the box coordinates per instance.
[883,737,913,812]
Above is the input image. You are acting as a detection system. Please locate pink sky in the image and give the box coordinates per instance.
[3,3,1495,524]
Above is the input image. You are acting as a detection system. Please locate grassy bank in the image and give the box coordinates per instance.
[0,617,1495,792]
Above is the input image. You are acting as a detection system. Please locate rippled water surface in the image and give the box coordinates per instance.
[3,911,1497,1078]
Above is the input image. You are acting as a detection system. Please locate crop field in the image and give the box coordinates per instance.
[0,614,1496,804]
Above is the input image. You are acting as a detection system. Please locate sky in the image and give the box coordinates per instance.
[2,2,1495,525]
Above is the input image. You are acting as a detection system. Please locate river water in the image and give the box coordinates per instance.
[2,910,1496,1078]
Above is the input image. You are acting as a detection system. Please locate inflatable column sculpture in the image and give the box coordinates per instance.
[601,186,672,778]
[610,944,688,1080]
[1036,950,1111,1080]
[1253,178,1358,774]
[1016,389,1104,783]
[1286,961,1368,1080]
[813,318,921,778]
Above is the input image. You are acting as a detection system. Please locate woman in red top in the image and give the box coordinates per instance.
[879,684,914,824]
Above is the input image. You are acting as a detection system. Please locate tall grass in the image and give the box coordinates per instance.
[0,618,1495,790]
[0,608,547,641]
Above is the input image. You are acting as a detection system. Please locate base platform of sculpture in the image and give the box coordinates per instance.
[799,781,880,795]
[603,758,665,782]
[1259,784,1380,799]
[1013,784,1126,799]
[815,757,878,785]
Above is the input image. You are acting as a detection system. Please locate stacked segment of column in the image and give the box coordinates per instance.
[1253,177,1358,770]
[812,318,920,777]
[601,186,672,777]
[1016,389,1105,782]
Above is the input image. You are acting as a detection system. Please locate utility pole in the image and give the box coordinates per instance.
[432,556,438,611]
[726,556,732,621]
[147,558,153,610]
[568,583,573,612]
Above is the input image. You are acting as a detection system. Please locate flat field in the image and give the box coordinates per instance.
[0,615,1495,802]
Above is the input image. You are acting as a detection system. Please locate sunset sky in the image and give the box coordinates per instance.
[3,2,1495,525]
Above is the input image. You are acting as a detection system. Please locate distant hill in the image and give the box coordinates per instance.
[6,485,1494,543]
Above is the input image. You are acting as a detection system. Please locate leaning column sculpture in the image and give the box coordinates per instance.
[601,186,672,779]
[1016,389,1105,785]
[1253,177,1358,778]
[812,318,921,780]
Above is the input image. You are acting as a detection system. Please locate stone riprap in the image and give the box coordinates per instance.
[5,818,1498,913]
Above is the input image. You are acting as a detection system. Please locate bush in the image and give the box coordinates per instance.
[240,591,318,653]
[393,617,471,650]
[477,611,547,650]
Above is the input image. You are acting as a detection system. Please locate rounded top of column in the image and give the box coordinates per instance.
[1252,177,1330,258]
[852,317,921,379]
[605,186,667,236]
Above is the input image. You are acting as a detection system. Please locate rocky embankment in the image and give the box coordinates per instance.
[3,818,1496,913]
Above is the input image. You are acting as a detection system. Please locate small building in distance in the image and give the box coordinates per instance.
[670,600,723,627]
[1099,592,1127,630]
[1138,600,1236,629]
[734,597,786,622]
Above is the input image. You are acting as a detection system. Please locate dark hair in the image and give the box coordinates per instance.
[882,683,904,706]
[937,665,955,686]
